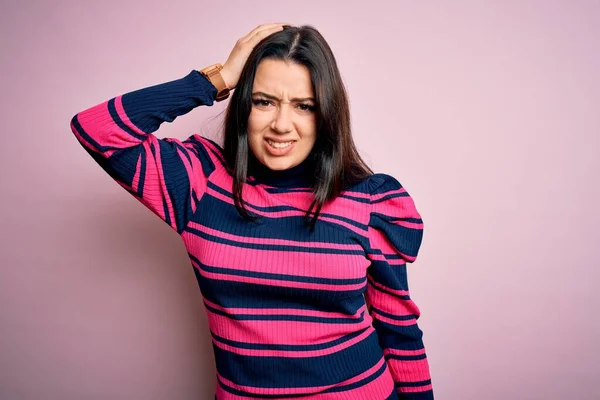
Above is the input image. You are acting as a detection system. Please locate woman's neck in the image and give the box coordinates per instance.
[250,155,315,188]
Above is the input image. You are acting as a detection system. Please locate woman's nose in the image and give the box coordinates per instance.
[271,104,294,134]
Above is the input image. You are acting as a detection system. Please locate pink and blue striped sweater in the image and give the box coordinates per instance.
[70,70,433,399]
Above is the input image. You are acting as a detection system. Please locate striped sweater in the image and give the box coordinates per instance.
[70,70,434,399]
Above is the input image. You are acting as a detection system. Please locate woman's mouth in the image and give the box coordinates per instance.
[267,139,293,149]
[265,139,295,156]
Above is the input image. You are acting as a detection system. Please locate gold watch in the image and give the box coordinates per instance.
[199,63,231,102]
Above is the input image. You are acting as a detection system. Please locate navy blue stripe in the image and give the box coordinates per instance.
[382,253,403,260]
[366,250,405,262]
[213,330,383,389]
[172,141,192,166]
[264,187,313,194]
[119,70,217,133]
[368,174,402,195]
[137,148,147,196]
[187,137,217,175]
[370,192,410,204]
[204,300,365,324]
[191,265,367,314]
[371,212,423,225]
[370,306,416,321]
[106,98,147,141]
[217,377,308,399]
[340,194,371,203]
[190,253,365,285]
[206,181,368,230]
[189,194,371,246]
[386,353,427,361]
[187,226,366,256]
[371,318,424,351]
[395,379,432,388]
[158,139,195,232]
[211,327,369,351]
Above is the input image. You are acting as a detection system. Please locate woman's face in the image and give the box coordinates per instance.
[248,59,317,171]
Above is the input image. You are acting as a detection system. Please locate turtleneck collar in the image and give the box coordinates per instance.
[249,153,316,188]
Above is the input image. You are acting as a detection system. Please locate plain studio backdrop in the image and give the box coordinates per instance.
[1,1,598,399]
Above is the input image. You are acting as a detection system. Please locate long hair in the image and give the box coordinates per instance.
[223,25,372,228]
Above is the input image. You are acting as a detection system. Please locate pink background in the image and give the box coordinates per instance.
[1,1,599,399]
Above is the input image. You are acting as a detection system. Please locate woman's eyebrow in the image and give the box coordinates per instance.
[252,91,315,102]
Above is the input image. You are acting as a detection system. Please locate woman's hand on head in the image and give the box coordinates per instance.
[220,23,288,89]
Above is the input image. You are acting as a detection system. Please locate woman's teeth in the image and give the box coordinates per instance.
[267,140,293,149]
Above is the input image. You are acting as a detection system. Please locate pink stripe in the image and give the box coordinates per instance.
[259,191,369,224]
[367,277,410,297]
[388,357,432,384]
[74,100,137,155]
[366,289,418,317]
[341,189,371,200]
[205,170,370,230]
[209,184,367,235]
[368,228,398,255]
[368,253,406,265]
[401,384,433,393]
[192,261,366,292]
[188,222,363,251]
[131,153,142,193]
[384,348,426,357]
[390,218,424,230]
[371,311,417,327]
[204,298,366,320]
[211,326,372,358]
[71,120,103,155]
[206,309,371,346]
[372,202,422,226]
[189,237,369,280]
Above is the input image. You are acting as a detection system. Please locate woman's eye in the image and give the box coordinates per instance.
[252,99,271,107]
[298,104,316,112]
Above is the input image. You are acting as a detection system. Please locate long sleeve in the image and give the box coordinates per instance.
[365,173,433,399]
[70,70,219,234]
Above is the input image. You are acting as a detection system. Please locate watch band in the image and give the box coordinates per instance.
[199,63,231,102]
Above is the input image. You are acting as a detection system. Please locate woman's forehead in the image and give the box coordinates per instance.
[253,59,314,98]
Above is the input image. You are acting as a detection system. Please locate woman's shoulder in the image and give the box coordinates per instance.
[345,173,404,200]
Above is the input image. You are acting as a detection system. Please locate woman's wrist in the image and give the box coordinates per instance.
[219,67,234,89]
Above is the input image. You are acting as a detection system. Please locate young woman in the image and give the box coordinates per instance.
[71,23,433,400]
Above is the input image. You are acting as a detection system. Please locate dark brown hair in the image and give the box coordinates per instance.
[223,25,372,228]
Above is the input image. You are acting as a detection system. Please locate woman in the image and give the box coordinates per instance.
[71,23,433,400]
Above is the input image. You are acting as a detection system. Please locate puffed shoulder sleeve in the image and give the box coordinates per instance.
[365,173,434,399]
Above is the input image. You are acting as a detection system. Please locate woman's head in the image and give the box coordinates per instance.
[247,58,317,172]
[223,25,372,225]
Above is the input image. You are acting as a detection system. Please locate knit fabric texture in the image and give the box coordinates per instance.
[70,70,433,400]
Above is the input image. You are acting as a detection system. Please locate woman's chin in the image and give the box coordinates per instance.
[261,156,299,171]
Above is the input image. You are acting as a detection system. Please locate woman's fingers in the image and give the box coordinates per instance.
[240,23,287,44]
[220,23,289,89]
